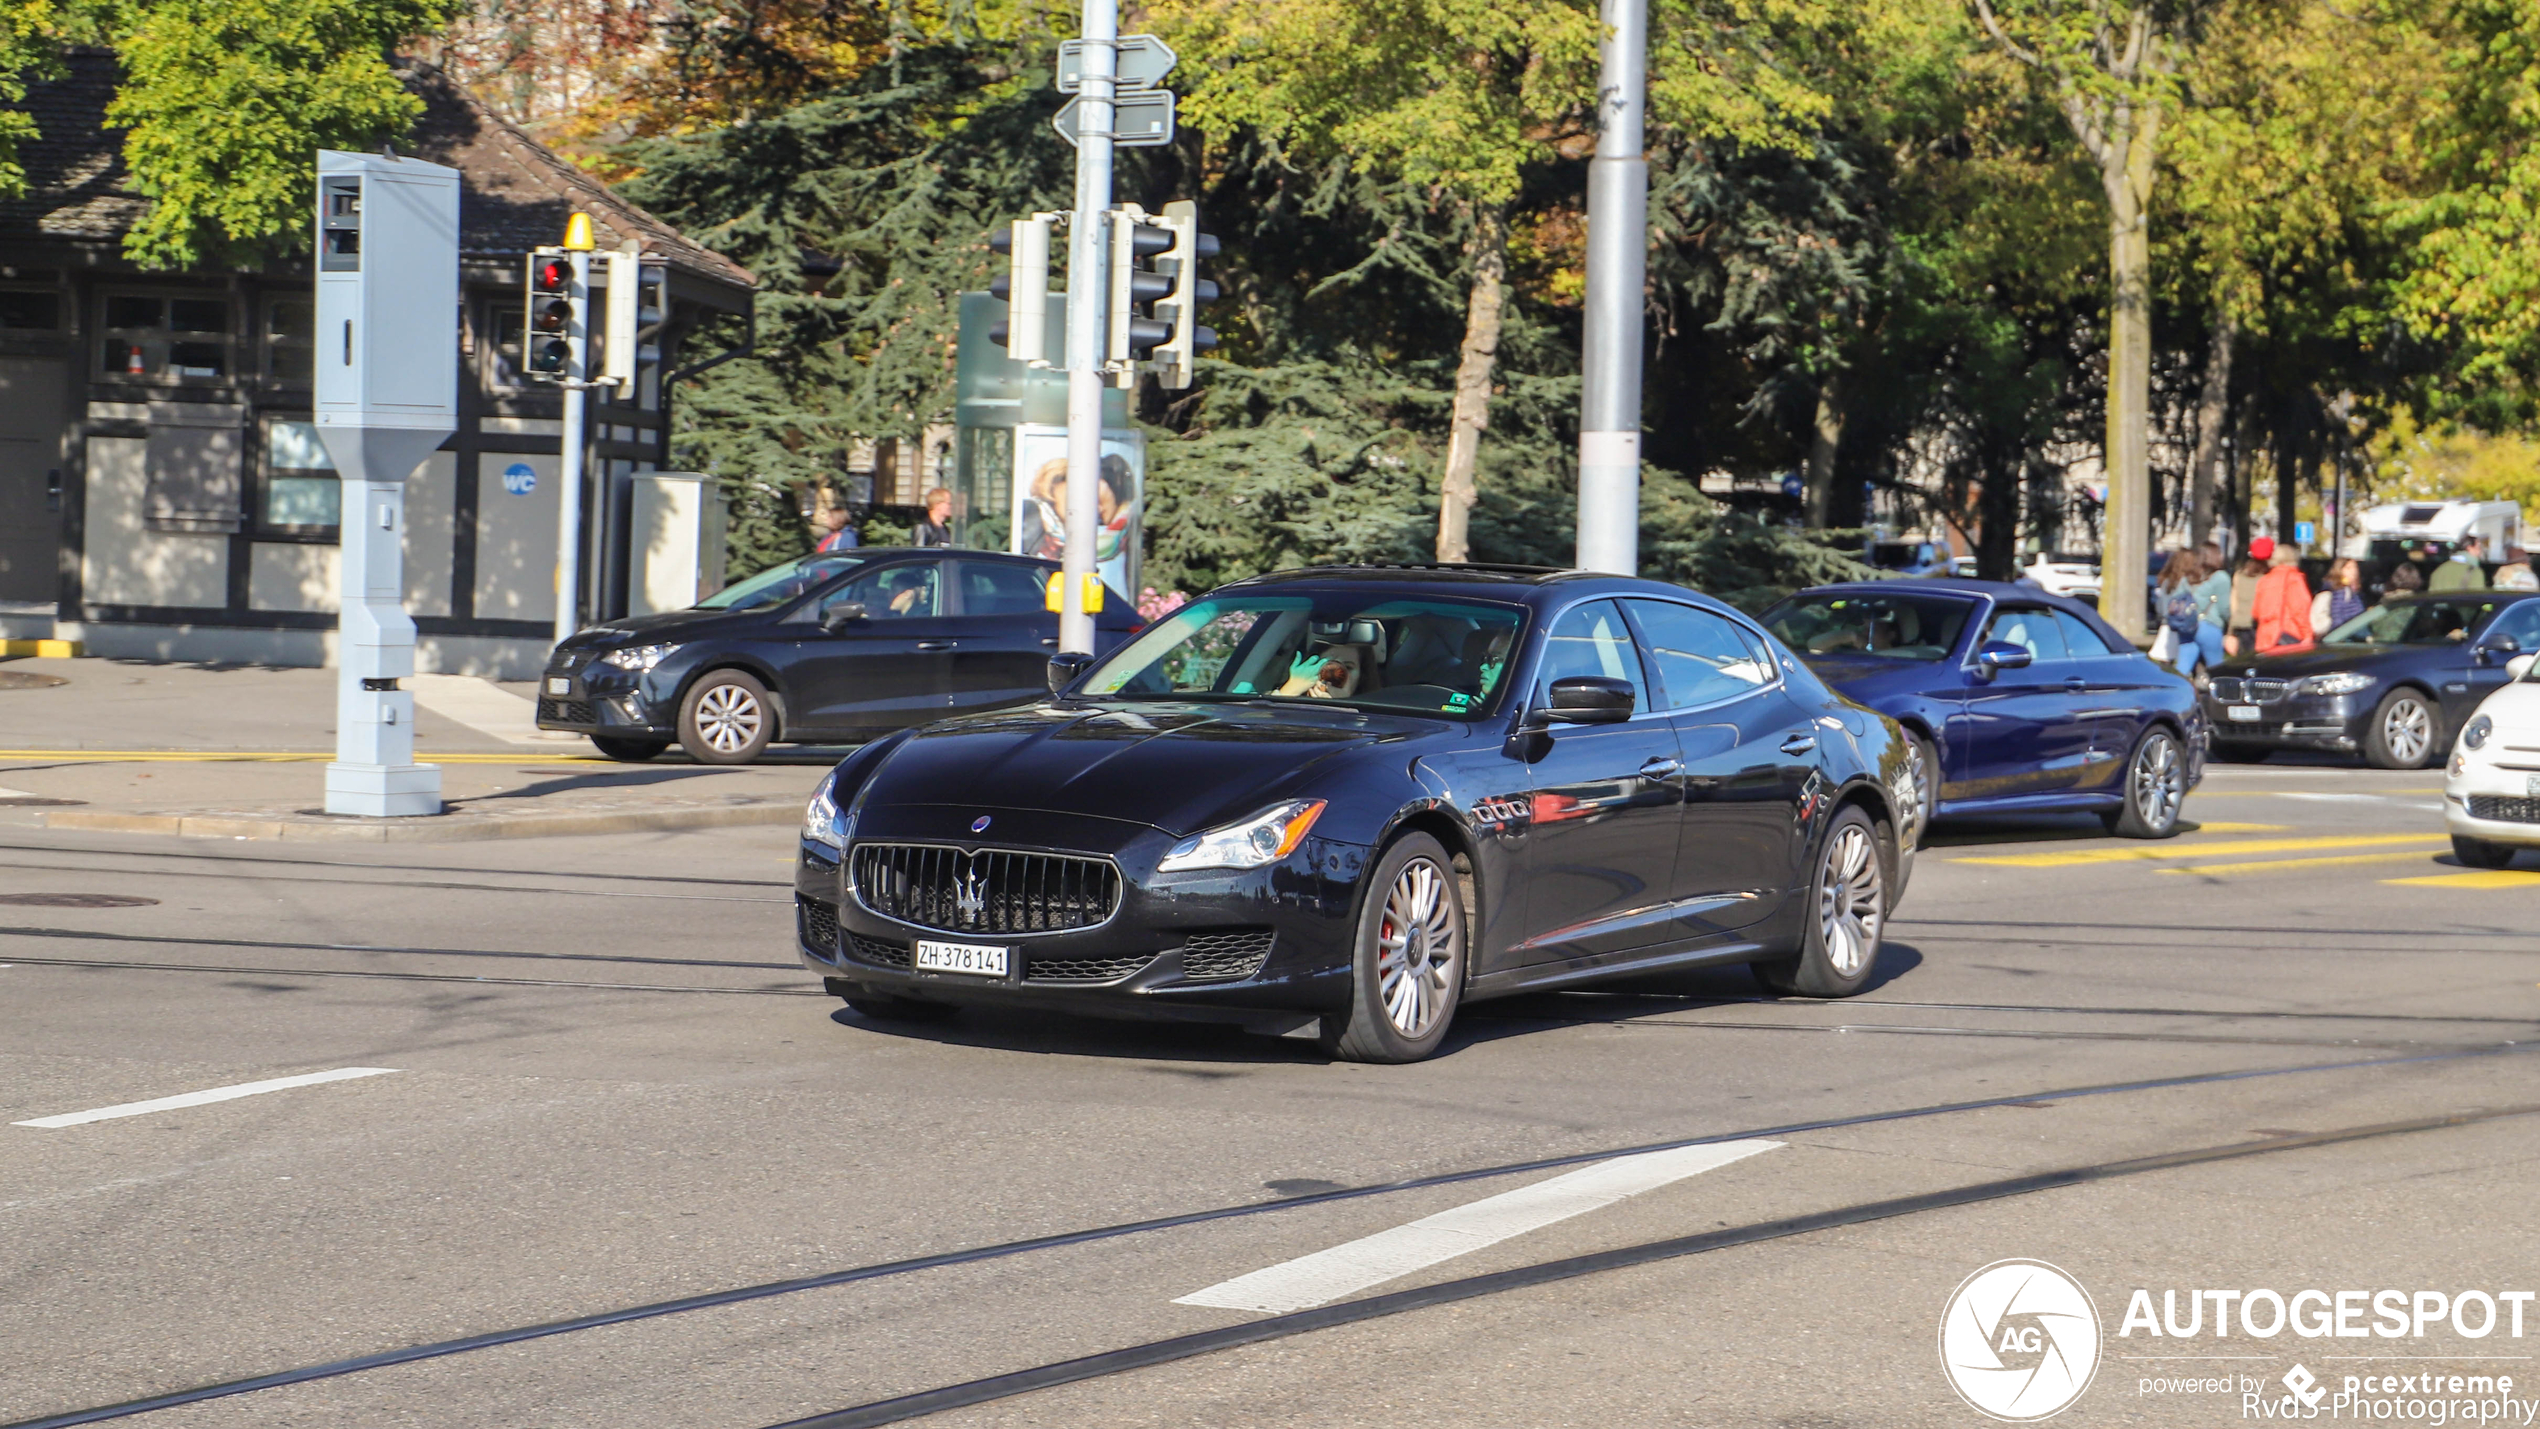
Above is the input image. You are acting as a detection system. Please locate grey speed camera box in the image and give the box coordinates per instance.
[314,150,460,469]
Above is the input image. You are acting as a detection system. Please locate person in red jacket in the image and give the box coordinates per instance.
[2251,543,2316,653]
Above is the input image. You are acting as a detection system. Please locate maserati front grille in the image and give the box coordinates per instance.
[851,843,1121,935]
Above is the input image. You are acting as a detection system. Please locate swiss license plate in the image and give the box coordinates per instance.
[914,940,1009,978]
[2227,704,2262,722]
[546,676,571,695]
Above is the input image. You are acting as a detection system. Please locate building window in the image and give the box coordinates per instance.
[0,288,62,330]
[259,418,340,534]
[100,292,231,379]
[263,296,313,387]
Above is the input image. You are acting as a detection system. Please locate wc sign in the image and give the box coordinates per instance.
[502,462,537,496]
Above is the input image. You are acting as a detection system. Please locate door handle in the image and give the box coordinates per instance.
[1779,734,1816,755]
[2063,676,2088,692]
[1638,757,1682,778]
[915,640,957,651]
[1040,637,1058,646]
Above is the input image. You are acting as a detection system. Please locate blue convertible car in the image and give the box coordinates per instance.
[1758,580,2206,840]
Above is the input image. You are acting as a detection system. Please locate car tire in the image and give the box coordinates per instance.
[2210,742,2270,764]
[1319,833,1466,1064]
[590,735,669,762]
[1753,805,1889,998]
[2365,688,2439,770]
[679,669,776,765]
[843,992,958,1022]
[2101,727,2186,839]
[2452,835,2519,870]
[1900,731,1938,849]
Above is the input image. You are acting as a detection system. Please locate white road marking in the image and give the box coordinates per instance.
[0,786,36,797]
[13,1067,400,1128]
[407,674,579,746]
[2275,792,2445,811]
[1174,1139,1782,1315]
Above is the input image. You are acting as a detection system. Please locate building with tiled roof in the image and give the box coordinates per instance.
[0,49,755,675]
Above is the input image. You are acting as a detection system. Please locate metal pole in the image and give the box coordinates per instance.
[554,249,590,646]
[1574,0,1647,576]
[1060,0,1117,654]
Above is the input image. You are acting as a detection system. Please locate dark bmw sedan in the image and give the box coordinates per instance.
[793,565,1919,1063]
[1757,580,2205,839]
[536,548,1136,763]
[2203,592,2540,768]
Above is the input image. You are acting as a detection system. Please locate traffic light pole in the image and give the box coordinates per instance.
[1574,0,1647,575]
[1059,0,1118,654]
[555,248,591,648]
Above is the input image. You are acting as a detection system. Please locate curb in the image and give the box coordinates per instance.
[39,799,800,843]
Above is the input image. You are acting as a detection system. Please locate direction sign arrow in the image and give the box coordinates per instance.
[1057,35,1178,93]
[1051,88,1177,148]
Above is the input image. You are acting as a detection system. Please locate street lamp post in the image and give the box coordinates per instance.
[1574,0,1648,576]
[1058,0,1118,654]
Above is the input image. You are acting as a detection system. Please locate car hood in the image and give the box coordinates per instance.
[566,607,767,647]
[2217,644,2416,678]
[2473,679,2540,731]
[852,701,1442,836]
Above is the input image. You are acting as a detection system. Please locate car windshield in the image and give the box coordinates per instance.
[2323,598,2495,645]
[1760,592,1975,663]
[1081,593,1529,717]
[693,554,871,612]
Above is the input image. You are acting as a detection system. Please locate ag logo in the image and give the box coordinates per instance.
[1939,1259,2102,1421]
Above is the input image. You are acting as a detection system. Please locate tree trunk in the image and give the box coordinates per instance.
[2185,315,2236,552]
[2097,105,2159,643]
[1803,371,1846,529]
[1436,205,1508,564]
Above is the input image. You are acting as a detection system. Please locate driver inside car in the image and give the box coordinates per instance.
[1276,646,1364,699]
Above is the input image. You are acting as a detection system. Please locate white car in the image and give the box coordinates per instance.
[2444,652,2540,868]
[2022,552,2103,604]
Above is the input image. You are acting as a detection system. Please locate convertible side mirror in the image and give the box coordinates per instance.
[1528,675,1635,728]
[819,602,868,634]
[1047,650,1096,694]
[2475,634,2522,665]
[1973,640,2034,680]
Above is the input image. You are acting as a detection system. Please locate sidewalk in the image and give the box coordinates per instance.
[0,654,847,842]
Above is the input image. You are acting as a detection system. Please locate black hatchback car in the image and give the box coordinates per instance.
[537,548,1137,762]
[2204,592,2540,767]
[794,565,1918,1063]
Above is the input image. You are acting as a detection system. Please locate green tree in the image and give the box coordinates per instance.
[0,0,58,201]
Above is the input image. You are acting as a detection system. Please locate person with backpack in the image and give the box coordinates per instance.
[2156,549,2216,677]
[2309,558,2365,638]
[2252,542,2317,653]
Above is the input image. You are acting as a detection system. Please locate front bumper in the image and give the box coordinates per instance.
[791,806,1367,1030]
[2203,691,2370,751]
[533,656,675,736]
[2445,774,2540,846]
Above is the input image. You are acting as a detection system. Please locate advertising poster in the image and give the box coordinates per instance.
[1009,423,1143,599]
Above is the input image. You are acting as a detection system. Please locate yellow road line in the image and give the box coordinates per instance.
[2157,850,2447,878]
[1953,834,2448,868]
[2386,870,2540,890]
[0,750,605,764]
[2183,822,2288,833]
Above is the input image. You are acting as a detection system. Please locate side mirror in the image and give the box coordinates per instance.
[1531,675,1635,727]
[1973,640,2033,679]
[1047,650,1096,694]
[819,602,867,634]
[2475,634,2522,664]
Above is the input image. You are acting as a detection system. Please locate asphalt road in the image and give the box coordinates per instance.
[3,759,2536,1429]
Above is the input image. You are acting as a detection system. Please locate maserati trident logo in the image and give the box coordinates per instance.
[970,815,993,833]
[954,861,989,926]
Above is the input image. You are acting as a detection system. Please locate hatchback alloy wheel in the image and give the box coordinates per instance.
[695,684,763,753]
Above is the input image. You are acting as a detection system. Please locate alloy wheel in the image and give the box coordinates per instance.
[1374,856,1459,1039]
[2383,697,2432,765]
[1815,823,1884,978]
[695,684,764,754]
[1897,739,1929,842]
[2131,732,2182,830]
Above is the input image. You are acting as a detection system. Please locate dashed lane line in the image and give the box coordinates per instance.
[1952,833,2447,868]
[12,1067,399,1129]
[2387,870,2540,890]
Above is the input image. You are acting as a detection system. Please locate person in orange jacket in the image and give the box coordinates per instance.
[2251,542,2316,653]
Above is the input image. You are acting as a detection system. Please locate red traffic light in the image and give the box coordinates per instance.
[532,258,570,292]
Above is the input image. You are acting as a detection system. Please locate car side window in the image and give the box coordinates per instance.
[1624,599,1774,710]
[957,561,1050,617]
[1537,600,1652,713]
[2053,610,2114,657]
[2483,600,2540,649]
[1980,608,2070,663]
[823,562,940,620]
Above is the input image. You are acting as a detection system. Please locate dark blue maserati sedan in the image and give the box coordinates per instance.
[796,565,1917,1062]
[1757,579,2205,840]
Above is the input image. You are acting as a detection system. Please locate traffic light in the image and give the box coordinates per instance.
[1154,200,1220,391]
[524,246,575,381]
[598,250,659,388]
[987,214,1056,365]
[1106,203,1174,373]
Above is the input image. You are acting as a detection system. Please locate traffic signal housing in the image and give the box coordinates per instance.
[1154,200,1220,391]
[524,247,575,382]
[1106,204,1174,376]
[988,215,1056,365]
[599,250,659,388]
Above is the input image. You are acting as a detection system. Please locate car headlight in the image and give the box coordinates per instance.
[803,772,848,851]
[2463,714,2493,751]
[2297,672,2374,696]
[1156,799,1326,873]
[601,643,682,671]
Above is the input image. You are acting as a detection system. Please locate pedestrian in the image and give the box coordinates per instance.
[2383,560,2424,599]
[2190,547,2231,670]
[2494,544,2536,592]
[912,487,954,548]
[2253,541,2316,653]
[2155,549,2209,676]
[812,506,859,553]
[2432,535,2489,591]
[2310,557,2364,638]
[2226,536,2271,656]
